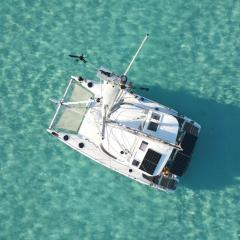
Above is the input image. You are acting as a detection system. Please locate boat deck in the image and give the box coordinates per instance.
[48,79,200,192]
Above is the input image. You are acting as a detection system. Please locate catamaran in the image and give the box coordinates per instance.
[47,34,201,192]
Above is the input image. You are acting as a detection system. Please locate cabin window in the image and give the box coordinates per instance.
[151,113,160,121]
[139,141,148,151]
[132,159,140,167]
[147,121,158,131]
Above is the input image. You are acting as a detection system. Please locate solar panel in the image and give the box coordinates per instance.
[140,149,162,175]
[170,152,190,176]
[181,133,198,156]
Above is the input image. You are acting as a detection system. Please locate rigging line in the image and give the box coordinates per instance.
[119,128,131,150]
[100,76,103,99]
[93,114,102,134]
[120,131,128,150]
[107,109,131,151]
[107,125,127,155]
[108,104,125,122]
[109,101,147,118]
[105,124,119,167]
[114,90,126,106]
[106,110,139,152]
[111,129,128,152]
[118,96,137,99]
[105,122,112,151]
[105,121,131,158]
[128,136,140,161]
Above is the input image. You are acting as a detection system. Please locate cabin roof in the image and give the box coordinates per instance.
[101,103,179,175]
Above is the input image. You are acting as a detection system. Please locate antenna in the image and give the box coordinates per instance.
[123,34,149,76]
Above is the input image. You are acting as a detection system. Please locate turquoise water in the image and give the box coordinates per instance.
[1,0,240,239]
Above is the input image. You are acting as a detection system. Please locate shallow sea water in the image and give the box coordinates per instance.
[0,0,240,239]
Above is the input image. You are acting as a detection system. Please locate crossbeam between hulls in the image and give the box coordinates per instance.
[50,98,91,106]
[123,34,149,76]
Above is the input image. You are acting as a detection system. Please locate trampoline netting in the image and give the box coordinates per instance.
[52,81,94,133]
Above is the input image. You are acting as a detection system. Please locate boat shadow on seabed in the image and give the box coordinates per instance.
[143,85,240,190]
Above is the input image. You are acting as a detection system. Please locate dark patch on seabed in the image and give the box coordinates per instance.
[143,85,240,190]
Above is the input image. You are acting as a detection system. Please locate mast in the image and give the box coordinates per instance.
[113,34,149,106]
[123,34,149,76]
[101,34,149,140]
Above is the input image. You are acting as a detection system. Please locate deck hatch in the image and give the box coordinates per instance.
[151,113,160,120]
[140,149,162,175]
[139,141,148,151]
[132,159,140,166]
[147,121,158,131]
